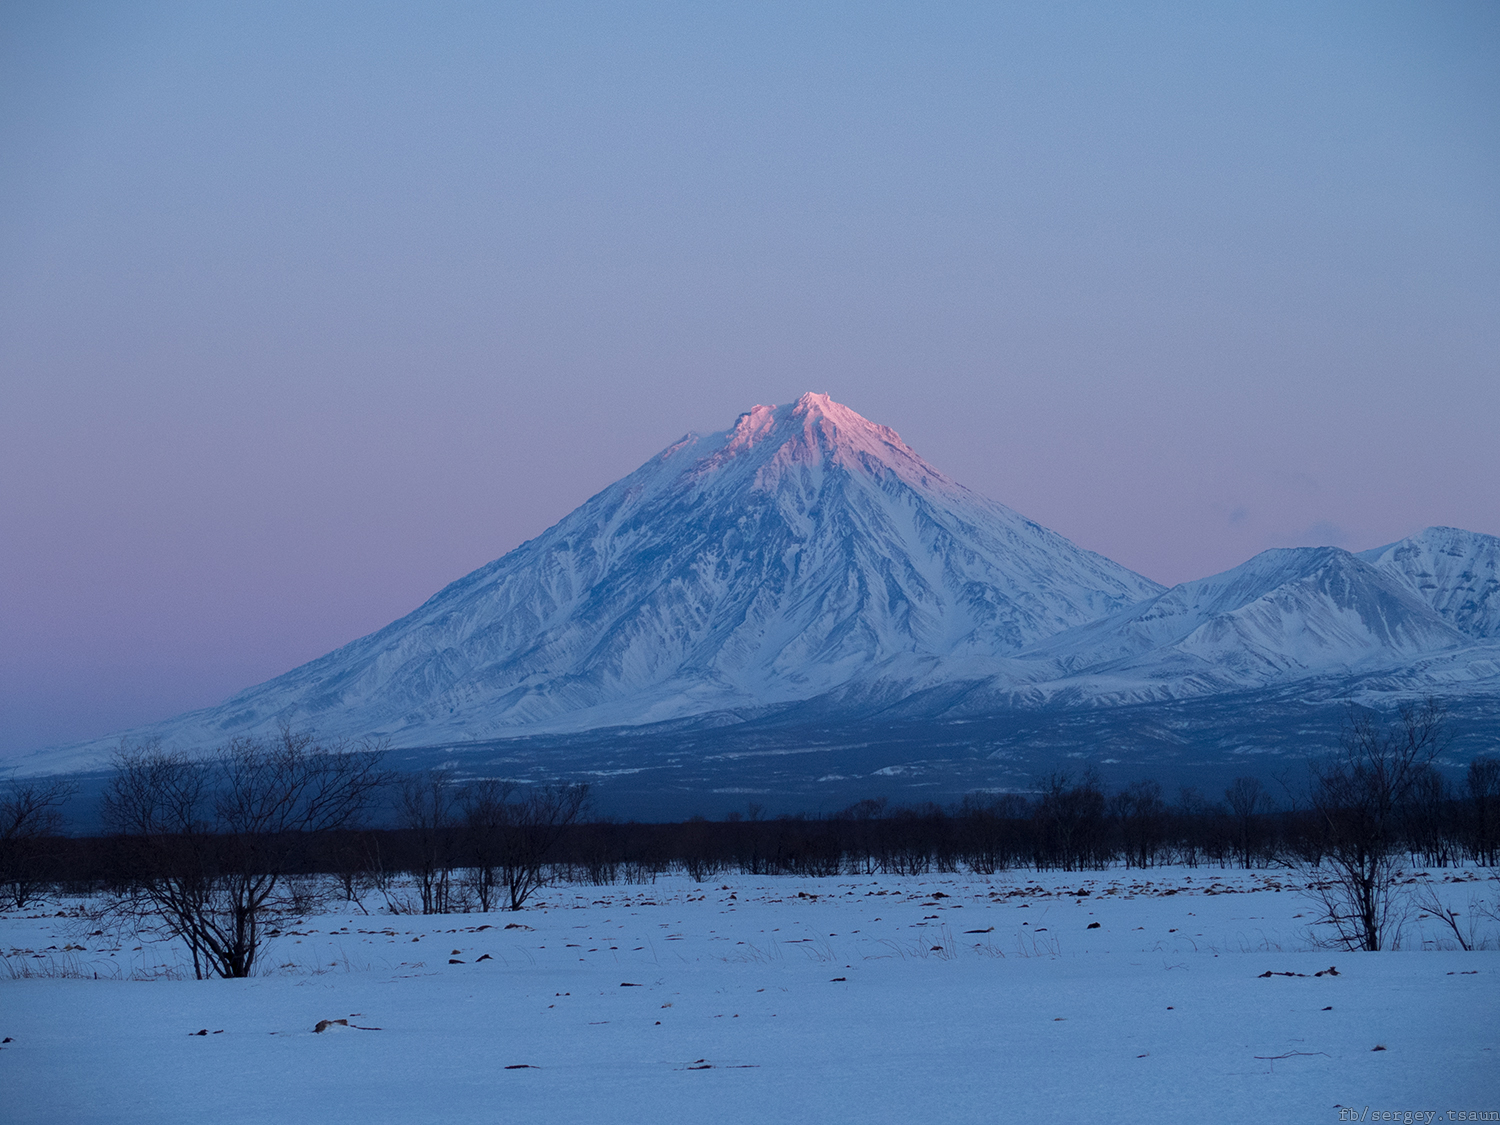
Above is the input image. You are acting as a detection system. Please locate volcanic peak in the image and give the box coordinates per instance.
[691,392,954,495]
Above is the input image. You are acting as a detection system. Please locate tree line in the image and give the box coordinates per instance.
[3,700,1497,972]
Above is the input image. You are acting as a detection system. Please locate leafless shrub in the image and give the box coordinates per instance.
[399,769,461,914]
[459,778,516,912]
[1114,780,1169,869]
[1412,879,1496,951]
[98,728,386,978]
[495,783,590,911]
[0,775,76,909]
[1467,756,1500,866]
[1301,699,1448,952]
[1225,777,1272,869]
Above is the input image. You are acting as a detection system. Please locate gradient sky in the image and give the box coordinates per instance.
[2,1,1498,756]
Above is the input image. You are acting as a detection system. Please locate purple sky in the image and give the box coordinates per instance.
[3,2,1498,756]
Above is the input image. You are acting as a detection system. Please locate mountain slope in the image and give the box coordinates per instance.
[948,545,1482,707]
[65,393,1162,754]
[1359,526,1500,639]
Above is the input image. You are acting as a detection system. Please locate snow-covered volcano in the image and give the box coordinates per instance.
[20,398,1500,775]
[62,393,1161,755]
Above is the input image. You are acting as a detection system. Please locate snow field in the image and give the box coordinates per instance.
[2,866,1496,1124]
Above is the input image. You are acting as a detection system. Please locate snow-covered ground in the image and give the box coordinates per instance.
[3,867,1497,1124]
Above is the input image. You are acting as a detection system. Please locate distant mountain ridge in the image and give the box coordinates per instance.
[14,396,1500,774]
[1358,525,1500,639]
[978,536,1494,707]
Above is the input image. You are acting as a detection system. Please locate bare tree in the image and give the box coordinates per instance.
[1467,756,1500,866]
[0,776,76,908]
[1303,700,1448,952]
[1173,787,1210,867]
[955,792,1027,875]
[325,830,375,913]
[398,769,460,914]
[1403,765,1453,867]
[100,730,385,979]
[459,778,516,912]
[836,798,886,876]
[1113,780,1168,868]
[1410,878,1488,952]
[1033,770,1108,871]
[1225,777,1270,869]
[498,783,590,910]
[439,779,590,911]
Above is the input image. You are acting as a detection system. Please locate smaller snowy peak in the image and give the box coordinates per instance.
[1359,526,1500,639]
[655,432,704,462]
[1022,544,1468,690]
[723,403,780,454]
